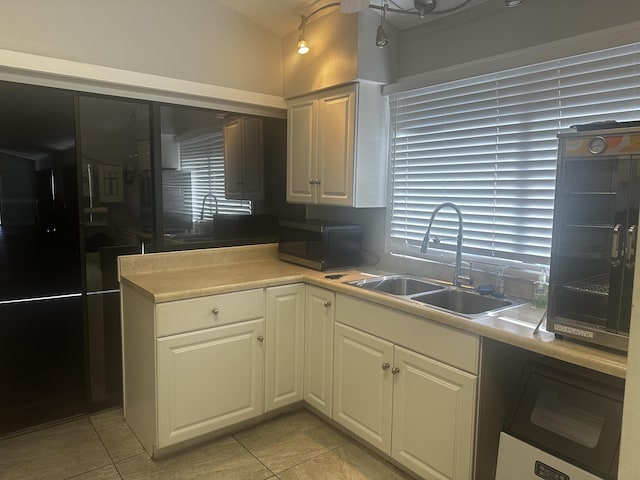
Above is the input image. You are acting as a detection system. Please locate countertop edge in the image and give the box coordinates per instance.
[119,259,627,379]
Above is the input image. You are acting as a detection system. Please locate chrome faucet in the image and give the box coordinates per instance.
[200,193,218,220]
[420,202,472,287]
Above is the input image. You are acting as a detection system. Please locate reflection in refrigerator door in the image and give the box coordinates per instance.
[77,95,153,407]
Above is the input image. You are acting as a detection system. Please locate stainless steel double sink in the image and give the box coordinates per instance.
[345,275,525,318]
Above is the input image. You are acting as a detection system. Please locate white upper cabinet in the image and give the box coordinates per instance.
[287,82,388,207]
[224,117,264,200]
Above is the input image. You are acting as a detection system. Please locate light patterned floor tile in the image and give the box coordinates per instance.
[66,464,122,479]
[277,441,414,480]
[233,410,350,473]
[115,435,272,480]
[0,419,112,480]
[89,408,144,462]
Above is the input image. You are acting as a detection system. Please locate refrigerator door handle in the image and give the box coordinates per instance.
[611,224,622,267]
[625,225,637,269]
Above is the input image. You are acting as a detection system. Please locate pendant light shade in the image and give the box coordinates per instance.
[376,24,389,48]
[297,15,309,55]
[376,3,389,48]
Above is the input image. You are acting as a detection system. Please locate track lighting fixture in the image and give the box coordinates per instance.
[297,15,309,54]
[414,0,436,18]
[376,3,389,48]
[296,0,525,54]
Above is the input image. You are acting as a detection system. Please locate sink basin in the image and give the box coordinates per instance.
[346,275,446,296]
[347,274,526,318]
[411,289,514,316]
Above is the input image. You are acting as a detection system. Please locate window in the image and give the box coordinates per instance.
[388,42,640,268]
[179,131,252,220]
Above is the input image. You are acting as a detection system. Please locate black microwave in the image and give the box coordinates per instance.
[278,219,362,271]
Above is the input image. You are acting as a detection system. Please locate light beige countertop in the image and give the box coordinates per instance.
[119,243,627,379]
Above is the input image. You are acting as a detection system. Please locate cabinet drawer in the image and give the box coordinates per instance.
[156,289,265,337]
[336,294,480,374]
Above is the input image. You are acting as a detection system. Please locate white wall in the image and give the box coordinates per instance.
[282,8,398,99]
[399,0,640,81]
[0,0,283,97]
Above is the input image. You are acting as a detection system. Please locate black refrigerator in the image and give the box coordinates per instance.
[0,85,154,434]
[0,82,86,434]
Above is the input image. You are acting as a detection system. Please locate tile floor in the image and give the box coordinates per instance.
[0,408,415,480]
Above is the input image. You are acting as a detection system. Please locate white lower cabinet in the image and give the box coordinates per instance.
[123,285,269,455]
[156,318,265,448]
[333,322,394,452]
[265,283,305,411]
[304,285,335,416]
[334,294,479,480]
[391,346,477,480]
[123,278,478,476]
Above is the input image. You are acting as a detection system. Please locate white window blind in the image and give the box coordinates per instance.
[388,42,640,266]
[179,131,251,219]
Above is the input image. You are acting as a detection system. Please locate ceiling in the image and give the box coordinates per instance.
[217,0,488,37]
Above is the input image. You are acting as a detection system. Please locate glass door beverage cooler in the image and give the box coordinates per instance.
[548,126,640,352]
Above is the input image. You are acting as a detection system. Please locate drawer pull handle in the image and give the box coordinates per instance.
[391,367,400,375]
[382,362,390,370]
[212,308,219,315]
[257,335,264,342]
[324,301,332,308]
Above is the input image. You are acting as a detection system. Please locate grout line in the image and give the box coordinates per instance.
[87,415,118,465]
[231,434,277,478]
[85,413,125,479]
[231,410,355,478]
[63,463,122,480]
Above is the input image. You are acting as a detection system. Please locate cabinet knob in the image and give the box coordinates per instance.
[212,308,219,315]
[391,367,400,375]
[324,300,332,308]
[257,335,264,342]
[382,362,390,370]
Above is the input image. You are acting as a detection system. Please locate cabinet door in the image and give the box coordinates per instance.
[391,346,477,480]
[304,285,335,416]
[265,284,305,412]
[287,96,317,204]
[224,117,264,200]
[224,118,243,199]
[156,319,265,448]
[333,322,394,454]
[316,85,355,206]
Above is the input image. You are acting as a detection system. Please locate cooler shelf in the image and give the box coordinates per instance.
[562,274,609,296]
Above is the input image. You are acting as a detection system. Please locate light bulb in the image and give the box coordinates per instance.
[297,38,309,55]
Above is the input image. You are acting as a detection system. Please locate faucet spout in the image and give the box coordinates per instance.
[421,202,468,287]
[200,194,219,220]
